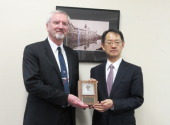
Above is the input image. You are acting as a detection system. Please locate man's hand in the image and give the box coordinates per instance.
[67,94,88,109]
[88,78,98,83]
[93,99,113,112]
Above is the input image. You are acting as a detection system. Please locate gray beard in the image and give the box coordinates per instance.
[56,33,64,39]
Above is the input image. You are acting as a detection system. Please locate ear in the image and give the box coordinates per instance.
[122,41,125,48]
[101,43,106,51]
[46,23,49,32]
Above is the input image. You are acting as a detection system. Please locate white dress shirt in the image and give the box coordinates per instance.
[48,37,69,80]
[105,58,122,84]
[105,58,122,110]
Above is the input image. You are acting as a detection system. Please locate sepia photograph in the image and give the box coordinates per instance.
[66,19,109,51]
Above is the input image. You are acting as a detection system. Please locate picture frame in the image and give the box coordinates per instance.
[56,6,120,62]
[78,80,98,105]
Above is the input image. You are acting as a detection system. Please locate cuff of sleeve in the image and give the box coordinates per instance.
[110,100,114,110]
[111,106,114,110]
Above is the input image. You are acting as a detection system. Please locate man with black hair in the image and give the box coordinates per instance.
[90,29,144,125]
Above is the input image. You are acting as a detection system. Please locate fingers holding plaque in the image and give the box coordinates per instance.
[78,81,98,105]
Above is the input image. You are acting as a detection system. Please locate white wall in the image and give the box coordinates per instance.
[1,0,170,125]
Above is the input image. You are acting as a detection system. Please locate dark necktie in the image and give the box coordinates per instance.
[57,47,70,94]
[107,64,114,96]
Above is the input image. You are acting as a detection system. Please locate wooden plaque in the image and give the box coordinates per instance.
[78,80,98,105]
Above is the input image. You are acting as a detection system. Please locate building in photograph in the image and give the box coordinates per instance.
[66,23,101,49]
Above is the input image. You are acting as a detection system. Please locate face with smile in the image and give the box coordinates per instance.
[102,32,125,62]
[46,13,69,42]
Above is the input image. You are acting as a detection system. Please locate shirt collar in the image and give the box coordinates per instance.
[48,37,64,53]
[106,58,122,71]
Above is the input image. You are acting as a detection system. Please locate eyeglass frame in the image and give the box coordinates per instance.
[50,21,70,28]
[104,40,123,46]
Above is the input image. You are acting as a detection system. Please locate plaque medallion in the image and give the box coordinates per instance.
[78,81,98,105]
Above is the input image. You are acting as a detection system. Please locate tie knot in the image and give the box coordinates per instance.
[110,64,114,69]
[57,47,61,52]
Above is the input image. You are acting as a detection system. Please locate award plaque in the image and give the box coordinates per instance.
[78,80,98,105]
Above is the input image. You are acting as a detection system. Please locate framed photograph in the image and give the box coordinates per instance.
[56,6,120,62]
[78,80,98,105]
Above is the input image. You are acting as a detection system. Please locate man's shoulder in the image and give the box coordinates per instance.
[23,39,48,55]
[25,39,46,48]
[122,60,141,69]
[91,60,141,69]
[64,45,73,51]
[64,45,78,54]
[91,62,106,71]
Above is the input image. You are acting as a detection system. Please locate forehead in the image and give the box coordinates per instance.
[105,32,121,40]
[50,13,68,22]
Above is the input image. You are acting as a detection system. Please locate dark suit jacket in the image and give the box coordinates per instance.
[22,39,79,125]
[91,60,144,125]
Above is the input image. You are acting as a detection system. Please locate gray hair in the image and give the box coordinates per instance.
[46,10,70,24]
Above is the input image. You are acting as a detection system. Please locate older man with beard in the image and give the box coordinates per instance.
[22,10,88,125]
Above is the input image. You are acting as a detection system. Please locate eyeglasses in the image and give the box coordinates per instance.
[52,21,69,28]
[104,41,122,46]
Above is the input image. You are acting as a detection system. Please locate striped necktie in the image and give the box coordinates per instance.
[57,47,69,94]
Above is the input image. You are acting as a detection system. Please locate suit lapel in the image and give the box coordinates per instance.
[109,60,129,97]
[64,46,73,88]
[99,62,109,98]
[44,39,63,83]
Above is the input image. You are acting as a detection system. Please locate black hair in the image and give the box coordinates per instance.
[101,29,124,43]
